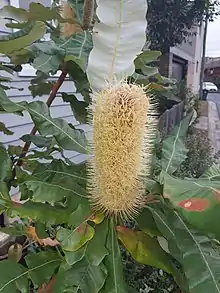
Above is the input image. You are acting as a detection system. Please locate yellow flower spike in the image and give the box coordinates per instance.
[88,82,157,220]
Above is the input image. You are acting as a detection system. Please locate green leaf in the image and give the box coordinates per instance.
[56,223,94,252]
[62,93,88,124]
[65,245,87,265]
[0,87,23,114]
[0,122,13,135]
[0,260,28,293]
[201,164,220,180]
[21,134,54,148]
[86,219,109,266]
[0,22,46,54]
[135,50,161,68]
[33,53,61,74]
[153,207,220,293]
[63,259,107,293]
[6,200,69,225]
[102,219,127,293]
[161,112,193,175]
[0,145,11,182]
[137,208,162,237]
[163,172,220,239]
[117,226,175,274]
[25,251,61,288]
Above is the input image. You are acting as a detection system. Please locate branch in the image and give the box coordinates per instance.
[17,68,68,166]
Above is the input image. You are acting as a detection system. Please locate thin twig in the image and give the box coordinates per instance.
[17,68,68,167]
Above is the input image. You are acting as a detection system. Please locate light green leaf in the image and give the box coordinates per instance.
[201,164,220,180]
[117,226,175,274]
[87,0,148,92]
[102,219,127,293]
[161,112,193,175]
[135,50,161,68]
[0,22,46,54]
[0,87,23,114]
[56,223,94,252]
[65,245,87,265]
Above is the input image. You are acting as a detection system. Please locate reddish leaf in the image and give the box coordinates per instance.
[178,198,210,212]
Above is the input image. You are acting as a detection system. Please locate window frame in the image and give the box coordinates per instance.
[9,0,60,77]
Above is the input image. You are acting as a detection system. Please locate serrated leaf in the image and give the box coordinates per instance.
[161,112,193,175]
[21,101,88,154]
[117,226,175,274]
[152,207,220,293]
[87,0,147,92]
[102,219,127,293]
[25,251,61,288]
[163,172,220,239]
[62,93,88,124]
[0,22,46,54]
[86,219,109,266]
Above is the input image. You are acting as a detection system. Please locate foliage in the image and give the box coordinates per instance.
[0,1,219,293]
[147,0,220,53]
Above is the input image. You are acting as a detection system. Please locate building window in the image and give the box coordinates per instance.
[9,0,60,77]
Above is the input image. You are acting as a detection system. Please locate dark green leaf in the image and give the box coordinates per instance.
[20,101,88,154]
[0,260,28,293]
[33,52,61,74]
[65,244,87,265]
[21,134,54,148]
[62,93,88,124]
[0,87,23,114]
[161,112,193,175]
[86,219,109,266]
[102,219,127,293]
[135,50,161,68]
[137,208,162,237]
[0,145,11,182]
[25,251,61,288]
[63,259,107,293]
[0,122,13,135]
[35,222,48,238]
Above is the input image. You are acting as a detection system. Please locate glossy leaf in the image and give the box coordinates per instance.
[117,226,175,274]
[56,223,94,252]
[87,0,147,92]
[102,219,127,293]
[0,22,46,54]
[163,172,220,239]
[161,112,193,175]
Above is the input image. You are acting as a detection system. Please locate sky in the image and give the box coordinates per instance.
[206,16,220,57]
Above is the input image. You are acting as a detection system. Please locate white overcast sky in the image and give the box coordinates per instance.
[206,16,220,57]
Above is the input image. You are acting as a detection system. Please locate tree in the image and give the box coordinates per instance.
[147,0,208,53]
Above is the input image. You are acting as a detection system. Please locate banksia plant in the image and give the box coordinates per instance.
[60,0,81,36]
[88,82,157,219]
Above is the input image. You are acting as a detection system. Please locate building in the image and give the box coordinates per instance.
[159,24,204,94]
[204,57,220,87]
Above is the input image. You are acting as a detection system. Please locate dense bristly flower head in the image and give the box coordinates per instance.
[88,82,156,219]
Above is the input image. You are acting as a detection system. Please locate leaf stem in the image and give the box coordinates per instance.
[17,67,67,167]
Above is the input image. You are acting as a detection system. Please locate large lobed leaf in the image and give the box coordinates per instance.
[87,0,148,92]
